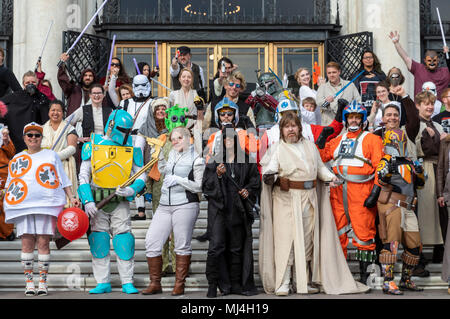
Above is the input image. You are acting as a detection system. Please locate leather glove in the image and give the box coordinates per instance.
[115,186,135,197]
[334,98,349,122]
[84,202,98,218]
[194,96,205,111]
[363,184,381,208]
[315,126,334,149]
[163,175,179,188]
[263,173,276,185]
[377,164,390,182]
[239,115,254,129]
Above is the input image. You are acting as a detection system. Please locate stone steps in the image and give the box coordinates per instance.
[0,201,446,292]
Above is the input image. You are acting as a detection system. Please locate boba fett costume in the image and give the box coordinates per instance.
[78,109,147,295]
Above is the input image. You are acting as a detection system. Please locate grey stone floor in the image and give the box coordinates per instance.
[0,288,448,299]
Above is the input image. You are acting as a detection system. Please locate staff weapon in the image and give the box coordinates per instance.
[436,7,449,59]
[104,34,117,87]
[96,136,166,210]
[320,69,364,109]
[55,135,165,250]
[57,0,109,67]
[35,20,54,72]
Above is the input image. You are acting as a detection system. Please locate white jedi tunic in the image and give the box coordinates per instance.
[259,139,369,294]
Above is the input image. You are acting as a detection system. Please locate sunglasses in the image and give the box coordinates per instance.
[25,133,42,138]
[219,111,234,117]
[228,82,241,89]
[110,63,121,67]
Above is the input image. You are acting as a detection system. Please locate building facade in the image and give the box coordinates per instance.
[6,0,450,99]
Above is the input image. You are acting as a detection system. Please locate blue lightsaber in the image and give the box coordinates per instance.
[321,69,365,109]
[268,67,283,86]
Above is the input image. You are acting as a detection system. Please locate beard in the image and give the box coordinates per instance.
[285,133,300,144]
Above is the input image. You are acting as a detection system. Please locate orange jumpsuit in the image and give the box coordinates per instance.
[0,139,15,238]
[320,129,384,258]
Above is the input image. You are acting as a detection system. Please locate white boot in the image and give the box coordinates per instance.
[275,266,291,296]
[21,252,35,296]
[306,261,319,294]
[37,254,50,296]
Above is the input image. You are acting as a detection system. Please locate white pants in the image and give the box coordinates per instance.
[145,202,199,257]
[90,201,134,284]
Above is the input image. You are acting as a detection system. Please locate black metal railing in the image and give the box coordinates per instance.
[420,0,450,66]
[326,32,373,81]
[62,31,111,82]
[101,0,332,25]
[0,0,13,36]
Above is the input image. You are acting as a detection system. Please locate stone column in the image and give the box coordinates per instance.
[331,0,421,97]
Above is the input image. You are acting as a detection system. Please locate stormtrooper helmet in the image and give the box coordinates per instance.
[132,74,151,98]
[422,81,437,96]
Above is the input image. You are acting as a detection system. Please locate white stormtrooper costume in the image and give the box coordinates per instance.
[118,75,153,217]
[422,81,442,117]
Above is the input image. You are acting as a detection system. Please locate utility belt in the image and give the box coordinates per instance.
[378,185,417,210]
[93,188,126,213]
[274,177,316,191]
[377,185,417,241]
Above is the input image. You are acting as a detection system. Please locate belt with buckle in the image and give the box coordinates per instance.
[388,192,417,210]
[274,178,317,191]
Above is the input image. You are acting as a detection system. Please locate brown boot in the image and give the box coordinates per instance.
[142,256,163,295]
[171,254,191,296]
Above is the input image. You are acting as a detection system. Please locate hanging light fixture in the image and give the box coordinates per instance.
[184,2,240,16]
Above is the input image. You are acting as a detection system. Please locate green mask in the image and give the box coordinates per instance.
[165,104,189,133]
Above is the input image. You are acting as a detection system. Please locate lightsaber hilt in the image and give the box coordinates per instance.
[322,69,364,109]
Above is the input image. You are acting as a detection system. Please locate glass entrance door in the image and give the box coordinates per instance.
[273,43,324,97]
[167,44,218,100]
[114,42,324,99]
[218,44,268,93]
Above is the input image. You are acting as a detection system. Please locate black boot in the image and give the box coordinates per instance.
[131,207,146,220]
[359,261,371,284]
[207,283,217,298]
[195,232,209,242]
[412,253,430,277]
[432,244,444,264]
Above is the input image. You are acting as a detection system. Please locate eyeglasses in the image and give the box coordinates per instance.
[219,111,234,117]
[110,63,120,67]
[362,56,374,60]
[25,133,42,138]
[91,92,104,96]
[228,82,241,89]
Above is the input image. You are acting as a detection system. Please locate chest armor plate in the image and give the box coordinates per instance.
[92,143,134,188]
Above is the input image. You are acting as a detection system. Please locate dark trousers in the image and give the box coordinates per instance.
[205,213,245,291]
